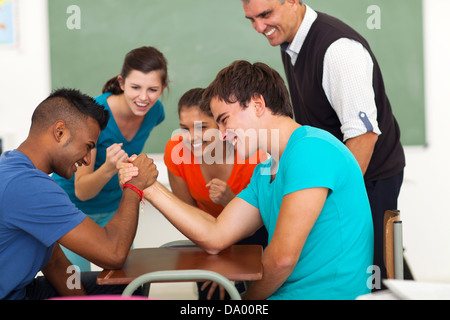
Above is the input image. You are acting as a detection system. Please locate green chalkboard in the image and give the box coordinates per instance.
[48,0,425,153]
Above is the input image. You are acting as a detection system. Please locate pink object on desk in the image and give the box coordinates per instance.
[48,295,149,300]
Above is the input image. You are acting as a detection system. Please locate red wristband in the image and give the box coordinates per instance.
[123,183,144,203]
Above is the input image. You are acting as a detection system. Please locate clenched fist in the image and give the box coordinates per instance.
[206,178,235,207]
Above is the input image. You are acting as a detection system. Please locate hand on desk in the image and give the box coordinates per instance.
[118,154,158,190]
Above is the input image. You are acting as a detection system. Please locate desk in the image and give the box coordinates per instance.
[97,245,263,285]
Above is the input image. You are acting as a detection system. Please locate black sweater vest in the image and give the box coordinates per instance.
[281,12,405,181]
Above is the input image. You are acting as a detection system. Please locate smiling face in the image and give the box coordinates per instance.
[53,117,100,179]
[242,0,302,46]
[118,69,166,117]
[179,106,221,158]
[210,97,261,160]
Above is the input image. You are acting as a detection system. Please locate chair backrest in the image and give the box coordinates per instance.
[159,240,196,248]
[122,269,242,300]
[383,209,404,279]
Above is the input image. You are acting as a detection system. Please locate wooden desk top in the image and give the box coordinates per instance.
[97,245,263,285]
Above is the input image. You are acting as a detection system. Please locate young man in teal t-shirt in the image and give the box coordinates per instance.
[119,60,374,300]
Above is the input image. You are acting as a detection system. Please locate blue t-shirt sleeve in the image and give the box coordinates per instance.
[282,137,342,196]
[5,174,86,247]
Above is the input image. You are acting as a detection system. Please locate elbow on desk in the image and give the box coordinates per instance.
[198,240,228,255]
[97,251,128,270]
[100,259,125,271]
[188,231,231,255]
[203,247,222,255]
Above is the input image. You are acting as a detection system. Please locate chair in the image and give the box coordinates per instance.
[135,240,242,299]
[132,240,197,297]
[122,270,242,300]
[383,209,404,279]
[159,239,196,248]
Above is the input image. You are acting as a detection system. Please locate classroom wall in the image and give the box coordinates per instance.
[0,0,51,150]
[1,0,449,283]
[399,0,450,282]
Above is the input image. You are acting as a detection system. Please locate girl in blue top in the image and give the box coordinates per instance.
[53,46,168,271]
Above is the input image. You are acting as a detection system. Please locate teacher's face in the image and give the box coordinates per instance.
[242,0,302,46]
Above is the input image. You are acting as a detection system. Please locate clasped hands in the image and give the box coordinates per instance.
[118,155,235,207]
[117,155,230,300]
[117,154,158,192]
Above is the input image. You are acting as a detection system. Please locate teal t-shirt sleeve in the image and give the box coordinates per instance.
[236,161,270,209]
[282,137,342,196]
[156,101,165,125]
[5,174,86,247]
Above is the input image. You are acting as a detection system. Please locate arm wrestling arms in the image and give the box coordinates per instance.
[142,181,263,254]
[118,158,262,254]
[58,154,158,269]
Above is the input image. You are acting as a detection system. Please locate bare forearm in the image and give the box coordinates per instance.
[100,154,158,264]
[63,188,142,270]
[42,245,86,296]
[345,132,378,175]
[59,154,158,270]
[242,245,295,300]
[74,163,117,201]
[144,182,221,252]
[101,188,141,264]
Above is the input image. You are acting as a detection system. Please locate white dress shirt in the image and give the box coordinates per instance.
[284,5,381,142]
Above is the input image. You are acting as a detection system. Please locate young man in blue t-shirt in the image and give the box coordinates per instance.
[0,89,157,300]
[119,60,374,299]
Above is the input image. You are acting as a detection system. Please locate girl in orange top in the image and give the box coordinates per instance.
[163,88,268,299]
[164,88,267,219]
[165,134,263,217]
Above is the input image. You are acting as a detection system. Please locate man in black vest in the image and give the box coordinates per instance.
[241,0,413,289]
